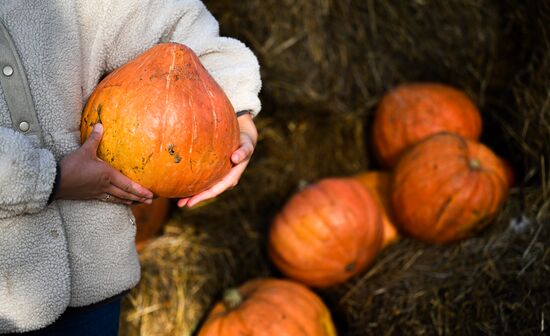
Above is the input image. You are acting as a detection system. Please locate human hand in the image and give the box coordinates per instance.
[55,124,154,205]
[177,113,258,208]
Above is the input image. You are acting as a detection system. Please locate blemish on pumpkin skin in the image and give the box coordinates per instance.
[435,196,453,227]
[141,153,153,169]
[167,144,182,164]
[168,144,175,155]
[472,209,486,219]
[345,262,356,272]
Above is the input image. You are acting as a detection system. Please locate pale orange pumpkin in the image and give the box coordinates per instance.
[269,178,383,288]
[391,133,509,244]
[133,198,171,252]
[354,171,400,247]
[198,278,337,336]
[373,83,482,167]
[81,43,239,198]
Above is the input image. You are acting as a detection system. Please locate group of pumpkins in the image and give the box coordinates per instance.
[259,83,512,334]
[202,83,512,335]
[81,43,512,335]
[269,82,513,286]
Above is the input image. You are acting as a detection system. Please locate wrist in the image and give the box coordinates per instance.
[236,110,253,118]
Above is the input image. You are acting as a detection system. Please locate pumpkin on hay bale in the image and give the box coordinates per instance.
[119,0,549,335]
[268,178,383,288]
[372,83,482,168]
[391,133,510,244]
[198,278,337,336]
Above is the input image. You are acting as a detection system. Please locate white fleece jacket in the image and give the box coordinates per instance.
[0,0,261,333]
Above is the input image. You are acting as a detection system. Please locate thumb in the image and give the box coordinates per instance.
[83,123,103,154]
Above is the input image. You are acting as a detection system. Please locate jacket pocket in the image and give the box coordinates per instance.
[0,205,70,333]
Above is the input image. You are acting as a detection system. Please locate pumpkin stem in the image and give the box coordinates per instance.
[469,159,482,170]
[223,289,243,310]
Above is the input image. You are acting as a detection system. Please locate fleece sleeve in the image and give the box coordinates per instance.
[0,127,57,219]
[76,0,262,116]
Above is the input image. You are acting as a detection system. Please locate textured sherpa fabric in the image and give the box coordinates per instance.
[0,0,261,333]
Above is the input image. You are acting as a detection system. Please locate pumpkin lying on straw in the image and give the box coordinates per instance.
[372,83,482,168]
[269,178,383,288]
[391,133,510,244]
[198,278,337,336]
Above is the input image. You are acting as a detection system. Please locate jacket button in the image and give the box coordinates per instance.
[2,65,13,77]
[19,121,30,132]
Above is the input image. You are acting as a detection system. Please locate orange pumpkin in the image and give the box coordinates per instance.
[391,133,509,244]
[269,178,383,288]
[354,171,399,247]
[81,43,239,198]
[373,83,482,167]
[133,198,171,252]
[198,278,337,336]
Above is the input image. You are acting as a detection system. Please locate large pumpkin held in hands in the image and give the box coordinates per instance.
[198,278,337,336]
[391,133,510,244]
[372,82,482,167]
[81,43,240,198]
[269,178,383,288]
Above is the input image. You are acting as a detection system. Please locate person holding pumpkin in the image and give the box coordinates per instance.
[0,0,261,334]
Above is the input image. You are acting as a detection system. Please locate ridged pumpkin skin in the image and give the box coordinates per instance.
[373,83,482,167]
[199,278,337,336]
[391,133,509,244]
[269,178,383,288]
[81,43,240,197]
[355,171,399,248]
[133,198,171,252]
